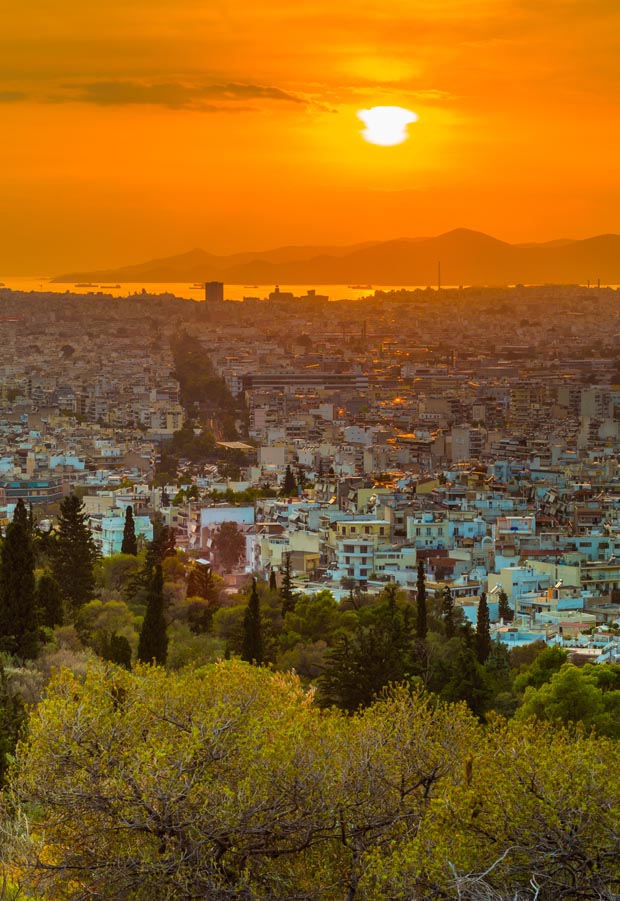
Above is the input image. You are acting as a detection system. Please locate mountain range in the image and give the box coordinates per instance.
[52,229,620,286]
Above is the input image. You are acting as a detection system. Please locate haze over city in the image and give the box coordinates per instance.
[2,0,619,273]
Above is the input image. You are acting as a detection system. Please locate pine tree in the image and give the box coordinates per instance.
[137,564,168,665]
[281,465,297,497]
[476,591,492,664]
[319,614,411,712]
[241,578,263,665]
[416,560,427,640]
[121,505,138,556]
[280,552,297,616]
[52,494,99,613]
[187,562,217,602]
[442,584,455,638]
[0,520,38,659]
[498,588,514,623]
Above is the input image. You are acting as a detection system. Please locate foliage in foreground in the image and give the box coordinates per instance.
[7,660,620,900]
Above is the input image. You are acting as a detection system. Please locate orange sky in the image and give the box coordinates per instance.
[2,0,619,272]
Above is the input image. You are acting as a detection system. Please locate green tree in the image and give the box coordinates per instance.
[416,560,427,640]
[281,465,297,497]
[77,598,138,658]
[125,520,175,606]
[214,521,245,573]
[121,505,138,556]
[516,662,620,737]
[52,494,99,613]
[513,644,568,694]
[319,592,412,711]
[106,633,133,669]
[280,552,297,616]
[280,589,354,651]
[269,569,277,592]
[439,640,492,719]
[476,591,491,663]
[497,588,514,623]
[137,564,168,665]
[441,584,454,638]
[0,520,38,659]
[186,562,218,605]
[35,571,65,630]
[149,517,176,564]
[12,497,29,531]
[241,578,264,665]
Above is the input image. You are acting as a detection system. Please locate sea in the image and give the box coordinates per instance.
[0,277,446,302]
[1,277,615,302]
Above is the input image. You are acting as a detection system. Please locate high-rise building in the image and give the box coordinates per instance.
[205,282,224,303]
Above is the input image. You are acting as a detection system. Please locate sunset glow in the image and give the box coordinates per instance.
[1,1,619,272]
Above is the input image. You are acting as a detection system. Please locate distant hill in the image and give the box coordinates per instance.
[52,229,620,286]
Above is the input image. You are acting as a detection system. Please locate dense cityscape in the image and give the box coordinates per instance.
[2,280,620,896]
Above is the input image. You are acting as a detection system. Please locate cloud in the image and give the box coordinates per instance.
[53,80,307,110]
[0,90,28,102]
[408,89,454,102]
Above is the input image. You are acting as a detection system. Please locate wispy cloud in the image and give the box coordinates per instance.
[0,90,28,102]
[52,80,308,110]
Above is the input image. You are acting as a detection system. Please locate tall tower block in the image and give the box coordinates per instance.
[205,282,224,303]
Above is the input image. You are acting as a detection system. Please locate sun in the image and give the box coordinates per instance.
[357,106,418,146]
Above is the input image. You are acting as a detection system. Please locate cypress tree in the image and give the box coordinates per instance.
[121,505,138,556]
[0,520,38,659]
[52,494,99,613]
[241,578,263,665]
[442,584,455,638]
[280,552,297,616]
[281,465,297,497]
[137,564,168,665]
[416,559,427,640]
[476,591,492,664]
[12,498,29,531]
[498,588,514,623]
[269,569,277,592]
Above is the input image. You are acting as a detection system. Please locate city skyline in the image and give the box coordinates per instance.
[2,0,619,273]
